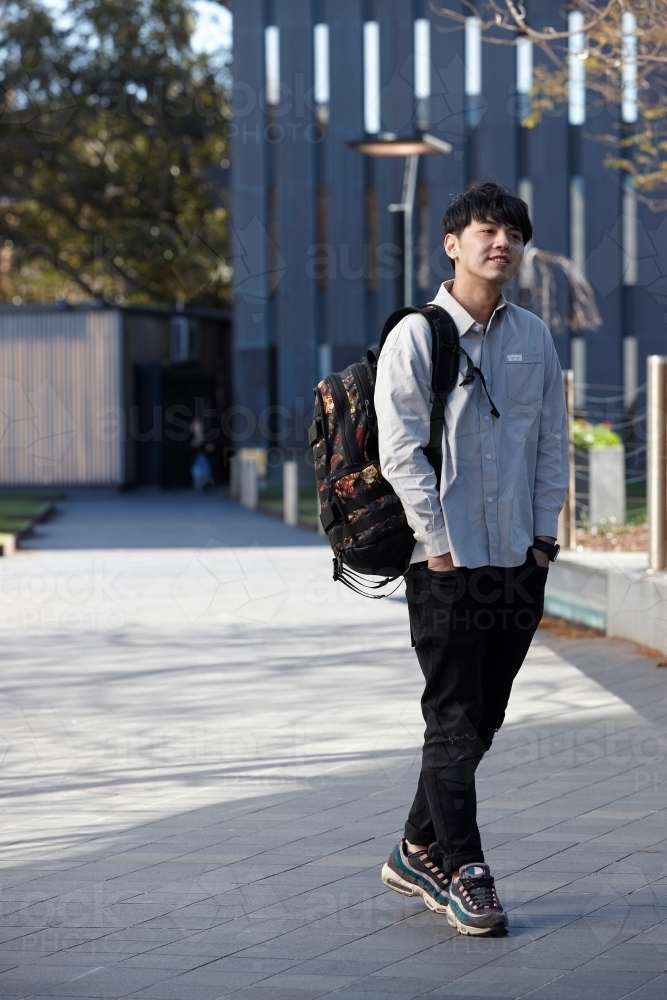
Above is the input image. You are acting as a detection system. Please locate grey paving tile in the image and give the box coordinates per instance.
[619,975,667,999]
[29,954,140,969]
[306,979,435,1000]
[581,944,667,973]
[131,986,226,1000]
[523,969,654,999]
[118,955,217,972]
[427,965,566,996]
[43,968,169,997]
[632,918,667,944]
[208,989,324,1000]
[247,970,361,992]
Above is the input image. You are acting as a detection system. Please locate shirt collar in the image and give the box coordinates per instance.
[430,280,508,338]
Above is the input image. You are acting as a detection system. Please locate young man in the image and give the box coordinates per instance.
[375,182,568,936]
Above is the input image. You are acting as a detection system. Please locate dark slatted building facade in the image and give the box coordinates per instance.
[232,1,666,461]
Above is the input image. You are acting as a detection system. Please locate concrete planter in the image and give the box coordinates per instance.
[575,445,626,526]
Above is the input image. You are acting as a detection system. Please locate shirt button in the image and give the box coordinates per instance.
[486,453,491,460]
[483,415,489,421]
[487,497,493,503]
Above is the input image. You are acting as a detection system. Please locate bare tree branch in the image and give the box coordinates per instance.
[434,1,667,205]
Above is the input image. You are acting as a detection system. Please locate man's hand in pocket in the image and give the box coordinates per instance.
[427,553,455,572]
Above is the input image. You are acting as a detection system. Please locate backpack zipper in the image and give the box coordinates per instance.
[330,373,363,467]
[329,460,379,485]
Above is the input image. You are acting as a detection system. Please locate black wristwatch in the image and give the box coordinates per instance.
[532,537,561,562]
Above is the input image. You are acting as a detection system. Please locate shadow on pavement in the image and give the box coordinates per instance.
[21,489,327,551]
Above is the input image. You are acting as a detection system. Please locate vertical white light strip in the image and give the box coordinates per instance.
[465,17,482,97]
[517,178,533,286]
[318,343,332,382]
[516,37,533,95]
[414,18,430,100]
[568,11,586,125]
[622,11,638,124]
[571,336,587,411]
[417,184,430,291]
[265,25,281,107]
[414,18,430,130]
[623,177,638,286]
[623,336,638,411]
[314,23,330,107]
[364,21,381,134]
[517,178,533,224]
[570,175,586,272]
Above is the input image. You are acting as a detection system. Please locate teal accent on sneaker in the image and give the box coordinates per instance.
[381,841,451,913]
[446,862,508,936]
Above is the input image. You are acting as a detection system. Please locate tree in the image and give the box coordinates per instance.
[0,0,231,305]
[435,1,667,210]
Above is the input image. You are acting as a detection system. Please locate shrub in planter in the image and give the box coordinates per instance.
[573,420,625,526]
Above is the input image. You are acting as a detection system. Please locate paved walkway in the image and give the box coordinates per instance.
[0,491,666,1000]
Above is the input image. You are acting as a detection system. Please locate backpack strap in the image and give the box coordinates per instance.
[376,303,500,488]
[420,305,460,489]
[378,305,461,489]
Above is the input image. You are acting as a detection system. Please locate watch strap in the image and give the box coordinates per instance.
[532,537,560,562]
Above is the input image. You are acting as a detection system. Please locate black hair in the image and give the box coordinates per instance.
[440,182,533,268]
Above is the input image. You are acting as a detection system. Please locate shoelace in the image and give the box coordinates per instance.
[458,875,500,910]
[412,850,451,885]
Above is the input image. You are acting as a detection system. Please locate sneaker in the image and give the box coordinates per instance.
[446,862,508,936]
[381,840,451,914]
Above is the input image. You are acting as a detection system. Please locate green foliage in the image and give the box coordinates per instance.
[573,419,623,450]
[0,0,230,306]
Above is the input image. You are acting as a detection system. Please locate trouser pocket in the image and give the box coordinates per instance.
[406,566,468,646]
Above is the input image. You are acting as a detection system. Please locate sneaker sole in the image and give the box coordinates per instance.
[381,862,449,914]
[446,903,508,936]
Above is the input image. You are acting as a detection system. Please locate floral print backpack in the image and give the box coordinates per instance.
[308,304,462,597]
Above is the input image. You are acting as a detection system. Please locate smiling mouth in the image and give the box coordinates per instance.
[489,256,510,264]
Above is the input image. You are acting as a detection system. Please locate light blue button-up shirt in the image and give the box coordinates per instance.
[375,281,569,568]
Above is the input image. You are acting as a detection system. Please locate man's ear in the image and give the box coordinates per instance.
[444,233,458,266]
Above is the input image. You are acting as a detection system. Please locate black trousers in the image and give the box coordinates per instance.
[404,551,548,872]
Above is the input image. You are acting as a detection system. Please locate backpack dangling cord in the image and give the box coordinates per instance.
[333,555,405,599]
[459,351,500,418]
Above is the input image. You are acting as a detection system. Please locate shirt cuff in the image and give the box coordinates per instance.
[533,511,560,539]
[416,528,450,558]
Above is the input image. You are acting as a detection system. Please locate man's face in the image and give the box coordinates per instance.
[444,218,525,286]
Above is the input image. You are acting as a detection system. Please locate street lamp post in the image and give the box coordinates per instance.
[349,133,452,307]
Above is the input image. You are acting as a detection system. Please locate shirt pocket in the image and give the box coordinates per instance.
[505,353,543,405]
